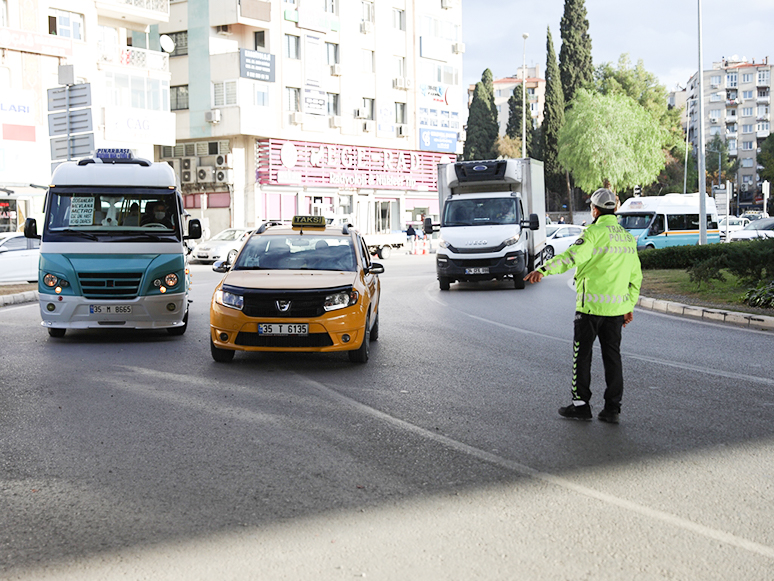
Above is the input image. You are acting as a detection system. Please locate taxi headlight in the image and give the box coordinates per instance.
[164,273,179,287]
[324,290,359,311]
[503,234,520,247]
[215,289,244,310]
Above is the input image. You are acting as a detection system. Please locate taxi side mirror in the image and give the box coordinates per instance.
[367,262,384,275]
[212,260,230,273]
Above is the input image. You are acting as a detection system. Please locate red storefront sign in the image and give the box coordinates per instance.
[256,138,451,191]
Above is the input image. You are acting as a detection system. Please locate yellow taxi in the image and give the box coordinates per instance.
[209,216,383,363]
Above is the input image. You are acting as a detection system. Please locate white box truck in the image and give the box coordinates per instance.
[425,159,546,290]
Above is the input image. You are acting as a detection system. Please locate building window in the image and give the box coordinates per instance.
[362,1,374,22]
[742,124,753,133]
[726,73,738,88]
[48,9,84,40]
[326,42,339,65]
[710,75,721,86]
[361,49,374,73]
[742,141,754,150]
[759,89,771,98]
[213,80,237,107]
[742,90,753,100]
[255,84,269,107]
[727,138,737,150]
[393,8,406,30]
[361,97,374,120]
[394,56,405,78]
[708,109,720,120]
[758,70,770,85]
[286,87,301,112]
[395,102,406,124]
[327,92,339,115]
[742,107,753,117]
[743,73,753,84]
[285,34,300,59]
[741,158,754,168]
[710,92,722,102]
[323,0,336,13]
[164,31,187,57]
[758,121,770,132]
[709,126,721,136]
[171,85,189,110]
[742,175,753,184]
[254,31,266,49]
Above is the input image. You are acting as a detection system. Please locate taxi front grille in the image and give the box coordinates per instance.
[242,297,324,318]
[78,272,143,299]
[235,332,333,348]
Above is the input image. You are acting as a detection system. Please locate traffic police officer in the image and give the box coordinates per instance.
[524,188,642,423]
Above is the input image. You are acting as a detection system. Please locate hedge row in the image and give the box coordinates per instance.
[638,238,774,287]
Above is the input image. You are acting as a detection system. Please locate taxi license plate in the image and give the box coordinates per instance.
[258,323,308,336]
[465,267,489,275]
[90,305,132,314]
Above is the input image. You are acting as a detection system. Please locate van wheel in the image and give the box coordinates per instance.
[210,338,235,362]
[544,245,555,261]
[348,316,370,363]
[439,277,451,291]
[645,244,655,250]
[48,328,66,338]
[377,246,391,259]
[167,310,188,336]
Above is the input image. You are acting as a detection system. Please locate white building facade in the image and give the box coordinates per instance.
[158,0,466,237]
[687,56,771,210]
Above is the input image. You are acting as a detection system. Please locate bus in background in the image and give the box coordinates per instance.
[24,149,202,338]
[616,193,720,250]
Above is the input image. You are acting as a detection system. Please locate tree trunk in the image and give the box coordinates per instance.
[565,170,574,224]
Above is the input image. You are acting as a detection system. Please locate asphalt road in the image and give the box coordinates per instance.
[1,253,773,580]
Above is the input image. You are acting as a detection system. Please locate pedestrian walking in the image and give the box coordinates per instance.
[406,224,416,254]
[524,188,642,424]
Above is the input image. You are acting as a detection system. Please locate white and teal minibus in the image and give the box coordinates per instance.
[616,193,720,250]
[24,150,202,337]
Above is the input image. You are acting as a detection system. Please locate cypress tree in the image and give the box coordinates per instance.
[559,0,594,105]
[542,27,565,195]
[505,83,533,156]
[463,69,499,160]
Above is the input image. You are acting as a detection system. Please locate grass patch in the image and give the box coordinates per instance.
[640,269,772,314]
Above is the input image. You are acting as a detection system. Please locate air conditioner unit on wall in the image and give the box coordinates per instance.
[360,21,373,34]
[330,64,342,76]
[205,109,221,124]
[362,120,375,133]
[292,111,304,125]
[181,168,196,184]
[393,77,406,90]
[355,108,368,119]
[452,42,465,55]
[329,115,342,128]
[182,157,197,171]
[197,166,215,183]
[215,153,232,167]
[217,25,232,36]
[215,168,233,183]
[397,125,409,137]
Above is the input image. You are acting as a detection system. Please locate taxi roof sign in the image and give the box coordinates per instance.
[292,215,327,228]
[95,148,133,160]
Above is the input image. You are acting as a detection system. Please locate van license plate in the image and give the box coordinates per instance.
[258,323,308,336]
[90,305,132,314]
[465,267,489,275]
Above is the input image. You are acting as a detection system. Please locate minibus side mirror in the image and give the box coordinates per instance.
[185,219,202,240]
[24,218,40,239]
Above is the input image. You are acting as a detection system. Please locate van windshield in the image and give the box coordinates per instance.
[443,198,519,227]
[44,188,181,241]
[618,213,654,230]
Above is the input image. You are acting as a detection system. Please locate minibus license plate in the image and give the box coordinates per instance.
[465,267,489,275]
[90,305,132,314]
[258,323,308,336]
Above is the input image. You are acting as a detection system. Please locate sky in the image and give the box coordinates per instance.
[461,0,774,94]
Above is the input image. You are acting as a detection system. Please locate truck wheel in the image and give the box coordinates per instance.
[210,338,235,362]
[48,328,66,338]
[348,316,370,363]
[378,245,392,259]
[513,271,526,289]
[439,277,451,291]
[544,245,554,261]
[167,309,188,336]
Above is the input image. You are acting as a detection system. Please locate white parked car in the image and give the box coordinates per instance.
[0,232,40,283]
[728,217,774,241]
[544,224,586,260]
[191,228,252,264]
[718,216,750,241]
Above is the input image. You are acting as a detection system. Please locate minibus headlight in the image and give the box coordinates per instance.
[215,289,244,310]
[43,274,58,287]
[164,273,179,287]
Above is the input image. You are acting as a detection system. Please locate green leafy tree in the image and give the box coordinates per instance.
[542,26,565,196]
[494,134,522,159]
[463,69,499,160]
[559,0,594,105]
[760,133,774,183]
[704,133,738,191]
[505,85,533,156]
[557,89,668,192]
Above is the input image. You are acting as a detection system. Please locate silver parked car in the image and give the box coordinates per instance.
[544,224,586,260]
[728,217,774,241]
[191,228,253,264]
[0,232,40,283]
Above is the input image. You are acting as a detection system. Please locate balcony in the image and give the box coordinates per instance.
[757,114,770,122]
[99,45,169,72]
[758,77,771,87]
[758,129,771,139]
[726,130,738,138]
[728,148,738,157]
[757,95,771,104]
[95,0,169,25]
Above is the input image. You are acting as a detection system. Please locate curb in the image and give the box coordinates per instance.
[0,291,39,307]
[637,296,774,332]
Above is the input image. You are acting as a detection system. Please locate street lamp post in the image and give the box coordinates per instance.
[521,32,529,159]
[697,0,707,244]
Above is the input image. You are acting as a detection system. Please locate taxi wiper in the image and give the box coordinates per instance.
[54,229,99,241]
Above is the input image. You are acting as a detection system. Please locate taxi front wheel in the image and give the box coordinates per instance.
[348,315,370,364]
[211,337,235,363]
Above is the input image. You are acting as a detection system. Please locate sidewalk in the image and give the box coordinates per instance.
[0,290,38,307]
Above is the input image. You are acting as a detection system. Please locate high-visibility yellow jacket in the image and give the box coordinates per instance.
[538,214,642,316]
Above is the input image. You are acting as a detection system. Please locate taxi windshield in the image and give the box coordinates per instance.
[234,234,357,271]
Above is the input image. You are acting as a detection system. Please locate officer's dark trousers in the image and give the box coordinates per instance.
[571,312,624,410]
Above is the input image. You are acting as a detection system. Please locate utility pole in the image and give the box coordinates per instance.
[521,32,529,159]
[697,0,707,244]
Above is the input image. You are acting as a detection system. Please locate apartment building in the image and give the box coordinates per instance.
[158,0,466,236]
[467,66,545,137]
[686,56,771,209]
